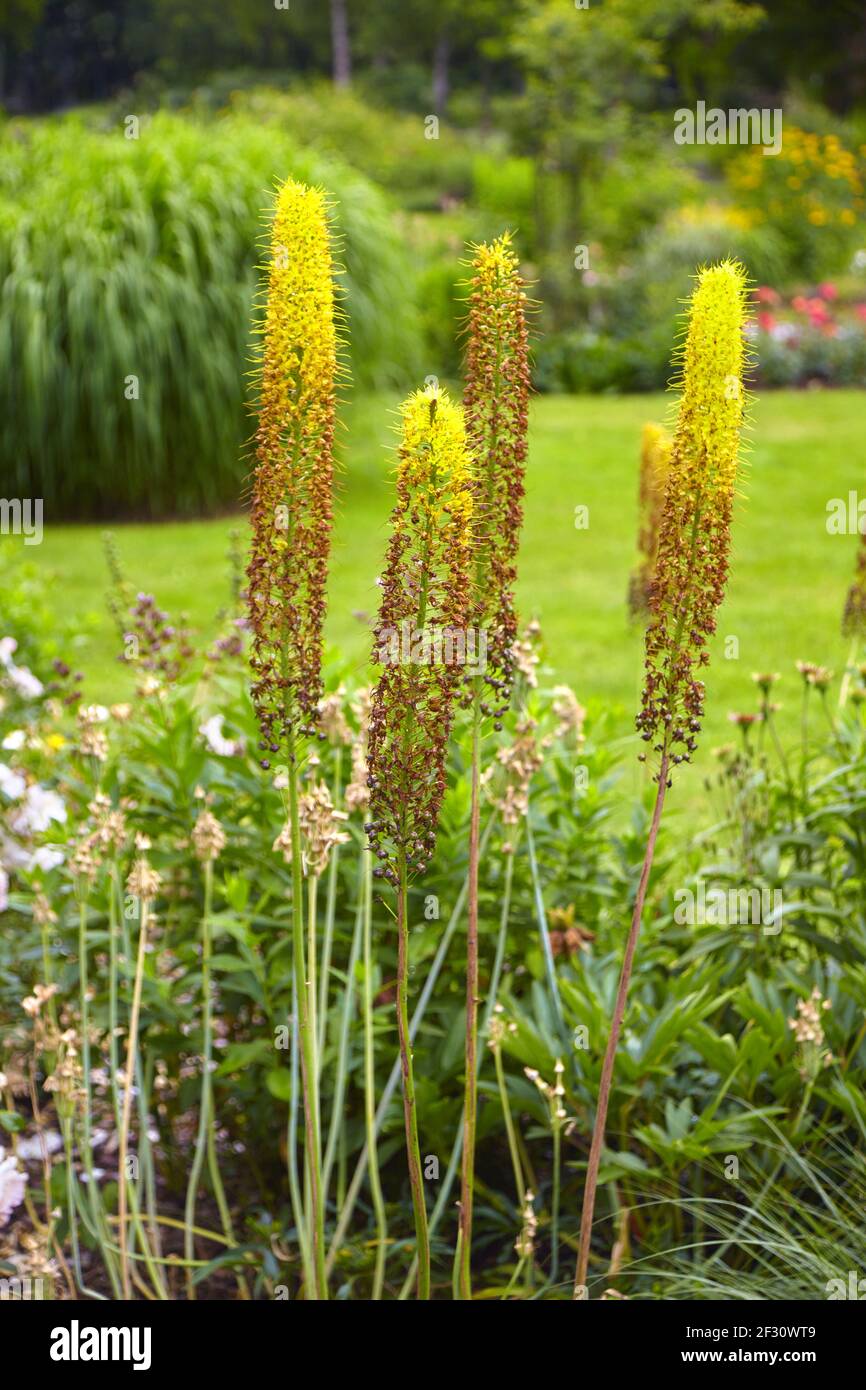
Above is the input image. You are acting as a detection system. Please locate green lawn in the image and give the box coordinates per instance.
[39,389,862,816]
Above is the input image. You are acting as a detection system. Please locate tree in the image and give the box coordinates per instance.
[330,0,351,88]
[508,0,761,324]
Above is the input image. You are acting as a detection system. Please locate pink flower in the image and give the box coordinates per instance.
[755,285,780,306]
[792,295,809,314]
[806,299,831,327]
[757,310,776,332]
[855,304,866,323]
[817,282,838,301]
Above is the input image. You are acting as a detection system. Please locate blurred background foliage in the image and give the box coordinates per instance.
[2,0,866,516]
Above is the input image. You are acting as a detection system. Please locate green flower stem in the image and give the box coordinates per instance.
[397,854,430,1299]
[575,750,669,1297]
[61,1113,106,1300]
[118,894,151,1300]
[550,1108,562,1287]
[456,687,482,1299]
[326,813,495,1276]
[361,849,388,1299]
[184,861,246,1300]
[287,974,312,1286]
[398,822,516,1301]
[77,895,121,1298]
[317,747,343,1062]
[322,857,363,1205]
[526,809,565,1036]
[493,1040,524,1205]
[288,742,327,1300]
[114,868,167,1299]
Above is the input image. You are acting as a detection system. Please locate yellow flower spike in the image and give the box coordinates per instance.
[368,382,474,882]
[462,232,531,723]
[628,422,673,623]
[247,178,343,754]
[638,258,750,783]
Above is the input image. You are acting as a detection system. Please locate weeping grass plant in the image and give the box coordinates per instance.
[455,234,529,1299]
[246,178,341,1300]
[366,384,474,1299]
[575,260,751,1297]
[0,112,419,517]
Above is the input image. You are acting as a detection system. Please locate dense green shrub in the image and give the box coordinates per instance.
[230,86,479,211]
[0,110,421,518]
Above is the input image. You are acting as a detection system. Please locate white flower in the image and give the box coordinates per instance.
[0,867,8,912]
[28,846,65,873]
[0,637,44,699]
[78,704,109,724]
[17,1129,63,1161]
[7,665,43,699]
[2,730,26,751]
[10,785,67,835]
[199,714,244,758]
[0,835,31,871]
[0,763,26,800]
[0,1145,26,1227]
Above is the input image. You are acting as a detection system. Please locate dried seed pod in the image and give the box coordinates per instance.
[246,180,342,753]
[462,233,530,716]
[367,384,473,876]
[636,260,750,778]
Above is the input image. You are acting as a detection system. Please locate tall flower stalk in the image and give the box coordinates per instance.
[118,845,162,1301]
[366,383,474,1299]
[183,811,241,1299]
[456,232,529,1299]
[575,260,750,1297]
[840,525,866,707]
[246,178,340,1300]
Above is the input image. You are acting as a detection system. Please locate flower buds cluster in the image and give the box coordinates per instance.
[246,180,340,760]
[366,385,473,881]
[462,234,530,727]
[637,261,749,781]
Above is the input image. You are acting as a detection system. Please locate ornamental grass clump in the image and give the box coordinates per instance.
[627,422,673,622]
[246,177,342,1301]
[575,260,750,1298]
[456,233,529,1299]
[366,383,474,1299]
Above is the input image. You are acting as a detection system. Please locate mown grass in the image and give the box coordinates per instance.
[36,388,860,813]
